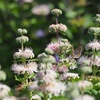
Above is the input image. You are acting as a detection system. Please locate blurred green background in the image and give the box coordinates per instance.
[0,0,100,93]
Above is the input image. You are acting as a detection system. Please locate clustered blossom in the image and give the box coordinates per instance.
[32,4,50,16]
[59,58,77,69]
[60,73,79,81]
[85,40,100,51]
[47,41,60,53]
[47,39,72,54]
[29,69,67,97]
[31,94,41,100]
[90,56,100,67]
[36,69,57,84]
[49,23,67,33]
[0,84,10,99]
[77,80,93,91]
[11,62,38,74]
[88,27,100,35]
[3,96,18,100]
[78,56,91,66]
[14,48,34,59]
[37,81,66,97]
[74,95,95,100]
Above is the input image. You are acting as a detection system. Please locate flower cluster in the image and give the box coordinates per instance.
[10,9,100,100]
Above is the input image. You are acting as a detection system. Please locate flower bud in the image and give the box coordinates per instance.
[16,36,29,44]
[94,14,100,23]
[80,66,92,74]
[45,48,54,54]
[0,70,6,81]
[22,29,27,34]
[58,23,67,33]
[38,53,56,63]
[88,27,100,35]
[51,9,62,16]
[18,28,23,33]
[49,24,59,33]
[17,28,27,35]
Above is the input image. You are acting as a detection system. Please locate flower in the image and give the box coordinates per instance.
[60,73,79,80]
[16,36,29,44]
[38,81,66,96]
[77,80,93,91]
[35,30,45,38]
[0,84,10,99]
[14,48,34,59]
[94,14,100,23]
[32,4,50,16]
[49,23,67,33]
[51,9,62,16]
[78,56,90,66]
[88,27,100,35]
[58,66,67,73]
[29,81,38,91]
[31,94,41,100]
[37,69,57,84]
[0,70,6,81]
[85,40,100,51]
[74,95,95,100]
[11,62,38,74]
[58,23,67,33]
[90,56,100,67]
[47,42,60,53]
[3,96,17,100]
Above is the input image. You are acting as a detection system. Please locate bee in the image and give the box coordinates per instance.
[71,46,83,59]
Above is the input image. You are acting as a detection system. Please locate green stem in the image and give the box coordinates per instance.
[56,16,60,44]
[21,43,24,51]
[93,66,97,76]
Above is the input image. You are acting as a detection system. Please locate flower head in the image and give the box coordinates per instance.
[85,40,100,51]
[74,95,95,100]
[14,48,34,59]
[0,84,10,99]
[32,4,50,16]
[11,62,38,74]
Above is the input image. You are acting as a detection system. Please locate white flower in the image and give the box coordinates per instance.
[14,48,34,59]
[90,56,100,67]
[85,40,100,51]
[37,69,57,84]
[64,73,79,79]
[0,83,10,99]
[32,4,50,16]
[78,56,91,65]
[47,42,60,53]
[77,80,93,91]
[23,0,33,3]
[3,96,17,100]
[29,81,38,90]
[38,81,66,96]
[11,62,38,74]
[31,94,41,100]
[74,95,95,100]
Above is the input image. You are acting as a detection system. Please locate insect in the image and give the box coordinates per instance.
[71,46,83,59]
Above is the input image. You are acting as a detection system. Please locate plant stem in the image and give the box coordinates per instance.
[56,16,60,44]
[21,43,24,51]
